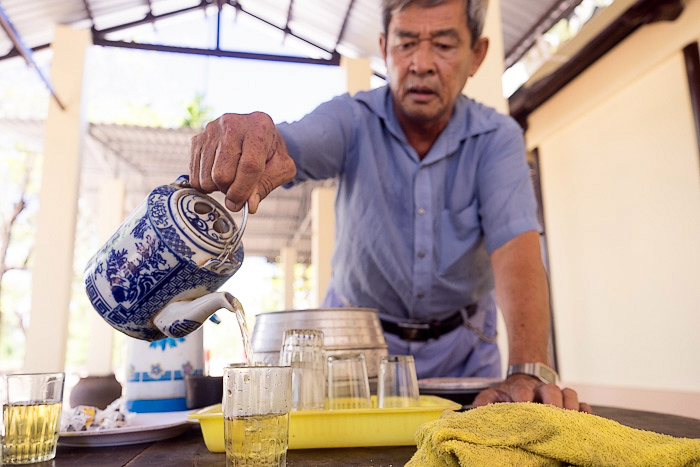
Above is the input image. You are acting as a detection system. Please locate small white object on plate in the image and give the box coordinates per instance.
[58,411,196,447]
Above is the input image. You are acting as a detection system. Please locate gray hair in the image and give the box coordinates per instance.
[381,0,489,46]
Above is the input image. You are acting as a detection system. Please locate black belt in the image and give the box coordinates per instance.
[380,304,477,342]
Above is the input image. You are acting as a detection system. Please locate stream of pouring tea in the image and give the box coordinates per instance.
[224,295,255,363]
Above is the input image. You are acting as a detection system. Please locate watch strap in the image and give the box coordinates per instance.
[507,362,558,385]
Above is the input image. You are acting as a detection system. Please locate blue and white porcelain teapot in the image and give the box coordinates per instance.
[84,175,247,341]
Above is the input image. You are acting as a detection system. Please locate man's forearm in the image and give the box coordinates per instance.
[490,231,551,365]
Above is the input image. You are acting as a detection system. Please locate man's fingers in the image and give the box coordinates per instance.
[189,111,294,213]
[219,113,274,210]
[469,379,592,414]
[537,383,564,407]
[472,387,512,406]
[189,135,203,190]
[223,151,266,212]
[198,123,221,193]
[212,140,240,195]
[558,387,592,413]
[224,116,295,212]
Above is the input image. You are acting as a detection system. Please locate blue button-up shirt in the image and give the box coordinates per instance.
[277,86,539,378]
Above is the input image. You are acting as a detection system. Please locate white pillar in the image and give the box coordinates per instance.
[341,56,372,95]
[311,187,335,308]
[463,0,508,114]
[24,26,92,372]
[85,178,125,376]
[280,246,297,310]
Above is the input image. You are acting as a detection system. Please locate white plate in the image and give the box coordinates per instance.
[418,377,502,392]
[58,410,196,447]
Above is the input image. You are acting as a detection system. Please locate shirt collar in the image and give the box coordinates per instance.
[355,85,501,154]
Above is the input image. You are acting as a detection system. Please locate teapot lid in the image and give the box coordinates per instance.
[147,179,244,270]
[170,188,238,253]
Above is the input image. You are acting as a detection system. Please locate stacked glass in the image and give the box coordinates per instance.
[278,329,326,411]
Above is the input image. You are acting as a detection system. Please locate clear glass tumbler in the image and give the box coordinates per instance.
[377,355,420,408]
[326,353,371,410]
[1,372,65,464]
[223,365,292,467]
[278,329,326,411]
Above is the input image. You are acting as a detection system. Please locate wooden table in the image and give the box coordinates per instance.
[52,406,700,466]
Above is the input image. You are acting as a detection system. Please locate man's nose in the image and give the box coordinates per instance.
[409,41,436,74]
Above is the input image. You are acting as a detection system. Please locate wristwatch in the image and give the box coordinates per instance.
[507,362,558,385]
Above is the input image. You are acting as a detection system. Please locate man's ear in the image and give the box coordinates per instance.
[469,37,489,77]
[380,33,388,63]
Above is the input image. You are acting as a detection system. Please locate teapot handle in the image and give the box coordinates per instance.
[216,201,248,262]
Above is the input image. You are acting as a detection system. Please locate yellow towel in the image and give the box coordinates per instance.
[406,402,700,467]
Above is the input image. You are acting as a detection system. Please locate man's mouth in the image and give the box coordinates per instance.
[406,85,437,102]
[408,86,435,95]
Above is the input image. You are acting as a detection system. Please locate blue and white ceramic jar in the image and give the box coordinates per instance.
[123,329,204,412]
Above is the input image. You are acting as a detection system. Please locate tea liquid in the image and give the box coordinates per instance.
[226,296,255,363]
[2,401,62,464]
[224,412,289,466]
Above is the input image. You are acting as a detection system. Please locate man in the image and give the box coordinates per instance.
[190,0,590,412]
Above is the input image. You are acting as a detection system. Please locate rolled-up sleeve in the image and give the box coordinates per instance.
[277,93,356,184]
[475,118,540,254]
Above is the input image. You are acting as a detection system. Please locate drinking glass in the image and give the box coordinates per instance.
[278,329,326,411]
[377,355,420,408]
[1,372,65,464]
[326,353,371,410]
[223,365,292,467]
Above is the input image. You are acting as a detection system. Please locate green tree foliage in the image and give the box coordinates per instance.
[180,93,212,130]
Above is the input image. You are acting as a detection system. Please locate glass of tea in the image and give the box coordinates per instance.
[223,365,292,467]
[1,372,65,464]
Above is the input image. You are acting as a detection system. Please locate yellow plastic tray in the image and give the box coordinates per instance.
[189,395,460,451]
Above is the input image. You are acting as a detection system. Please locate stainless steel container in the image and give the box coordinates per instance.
[251,308,388,380]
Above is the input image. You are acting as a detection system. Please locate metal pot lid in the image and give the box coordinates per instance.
[417,377,502,393]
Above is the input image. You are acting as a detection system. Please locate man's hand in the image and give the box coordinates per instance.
[472,374,592,412]
[189,112,297,213]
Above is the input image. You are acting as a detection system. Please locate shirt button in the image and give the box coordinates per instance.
[417,251,425,258]
[417,293,424,299]
[417,208,425,215]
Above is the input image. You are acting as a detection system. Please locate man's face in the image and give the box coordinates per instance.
[380,0,488,129]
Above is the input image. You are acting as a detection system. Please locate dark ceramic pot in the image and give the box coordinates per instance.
[70,374,123,409]
[185,375,223,409]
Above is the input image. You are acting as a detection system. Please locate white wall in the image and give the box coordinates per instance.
[527,0,700,414]
[464,0,508,113]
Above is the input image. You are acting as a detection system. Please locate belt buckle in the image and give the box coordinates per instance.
[396,322,431,342]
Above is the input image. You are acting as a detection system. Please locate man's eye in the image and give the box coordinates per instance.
[398,41,416,50]
[434,42,455,51]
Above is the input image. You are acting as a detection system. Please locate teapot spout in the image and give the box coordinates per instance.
[154,292,236,338]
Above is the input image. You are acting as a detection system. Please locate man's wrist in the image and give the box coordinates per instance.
[506,362,558,385]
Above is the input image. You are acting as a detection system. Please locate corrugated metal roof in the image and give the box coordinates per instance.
[0,0,575,73]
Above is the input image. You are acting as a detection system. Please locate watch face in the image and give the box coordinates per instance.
[508,363,558,384]
[538,365,557,384]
